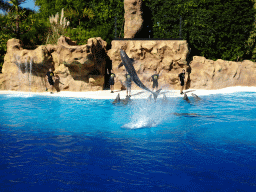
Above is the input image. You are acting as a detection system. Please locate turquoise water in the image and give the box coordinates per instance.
[0,92,256,191]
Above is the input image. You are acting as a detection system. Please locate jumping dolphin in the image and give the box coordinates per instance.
[119,49,162,100]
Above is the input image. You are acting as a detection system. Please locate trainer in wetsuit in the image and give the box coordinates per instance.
[109,72,115,93]
[178,69,186,94]
[151,74,159,92]
[125,73,132,96]
[45,68,56,94]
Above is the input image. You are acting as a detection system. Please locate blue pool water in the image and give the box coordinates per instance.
[0,92,256,191]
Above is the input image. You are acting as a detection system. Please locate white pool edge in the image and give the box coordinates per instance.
[1,86,256,99]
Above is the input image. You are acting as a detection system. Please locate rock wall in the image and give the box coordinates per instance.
[1,36,256,92]
[124,0,143,38]
[108,40,190,90]
[0,36,108,92]
[190,56,256,89]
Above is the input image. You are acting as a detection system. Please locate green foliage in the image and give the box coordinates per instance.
[8,0,26,10]
[46,8,70,44]
[2,0,256,74]
[87,0,124,45]
[0,14,13,72]
[35,0,124,47]
[244,0,256,61]
[71,0,124,45]
[0,0,11,11]
[4,7,48,47]
[83,7,94,19]
[144,0,255,61]
[0,4,49,72]
[21,12,49,48]
[66,26,100,45]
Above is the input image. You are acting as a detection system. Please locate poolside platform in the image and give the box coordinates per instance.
[1,86,256,99]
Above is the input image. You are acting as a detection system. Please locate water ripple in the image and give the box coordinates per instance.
[1,93,256,191]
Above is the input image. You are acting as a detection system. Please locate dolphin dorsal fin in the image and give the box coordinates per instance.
[129,58,135,63]
[118,59,135,69]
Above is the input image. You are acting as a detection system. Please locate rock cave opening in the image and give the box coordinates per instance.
[104,54,112,90]
[135,2,153,39]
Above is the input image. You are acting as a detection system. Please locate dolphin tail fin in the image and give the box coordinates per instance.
[153,88,162,101]
[147,94,152,101]
[118,62,124,68]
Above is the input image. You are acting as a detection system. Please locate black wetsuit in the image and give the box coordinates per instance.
[46,71,55,85]
[151,74,159,89]
[179,72,185,86]
[109,73,115,85]
[125,74,132,88]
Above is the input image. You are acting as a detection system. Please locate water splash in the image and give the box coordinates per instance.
[25,57,28,74]
[24,57,28,88]
[15,55,22,91]
[29,58,33,92]
[122,95,172,129]
[5,93,34,98]
[14,55,33,92]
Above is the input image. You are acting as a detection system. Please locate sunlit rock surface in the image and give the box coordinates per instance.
[108,39,190,90]
[190,56,256,89]
[1,36,107,92]
[1,36,256,93]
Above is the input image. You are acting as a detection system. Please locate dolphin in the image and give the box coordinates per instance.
[119,49,162,100]
[191,93,201,101]
[172,112,215,118]
[173,112,199,117]
[162,93,168,103]
[183,93,190,103]
[121,95,131,105]
[112,93,121,104]
[112,94,132,105]
[147,94,153,102]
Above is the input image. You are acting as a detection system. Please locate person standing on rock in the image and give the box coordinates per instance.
[125,73,132,97]
[109,72,116,93]
[178,69,186,94]
[45,68,58,94]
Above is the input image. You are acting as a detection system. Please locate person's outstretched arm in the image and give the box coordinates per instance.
[159,70,164,77]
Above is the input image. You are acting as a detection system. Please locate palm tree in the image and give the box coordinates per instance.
[0,0,11,12]
[8,0,27,39]
[2,0,35,40]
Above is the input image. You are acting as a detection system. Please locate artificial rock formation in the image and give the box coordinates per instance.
[0,36,107,92]
[2,36,256,93]
[108,39,190,90]
[189,56,256,89]
[124,0,143,38]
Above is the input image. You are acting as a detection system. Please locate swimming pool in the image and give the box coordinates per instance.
[0,92,256,191]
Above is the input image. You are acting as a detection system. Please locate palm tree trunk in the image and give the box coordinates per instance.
[16,16,20,39]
